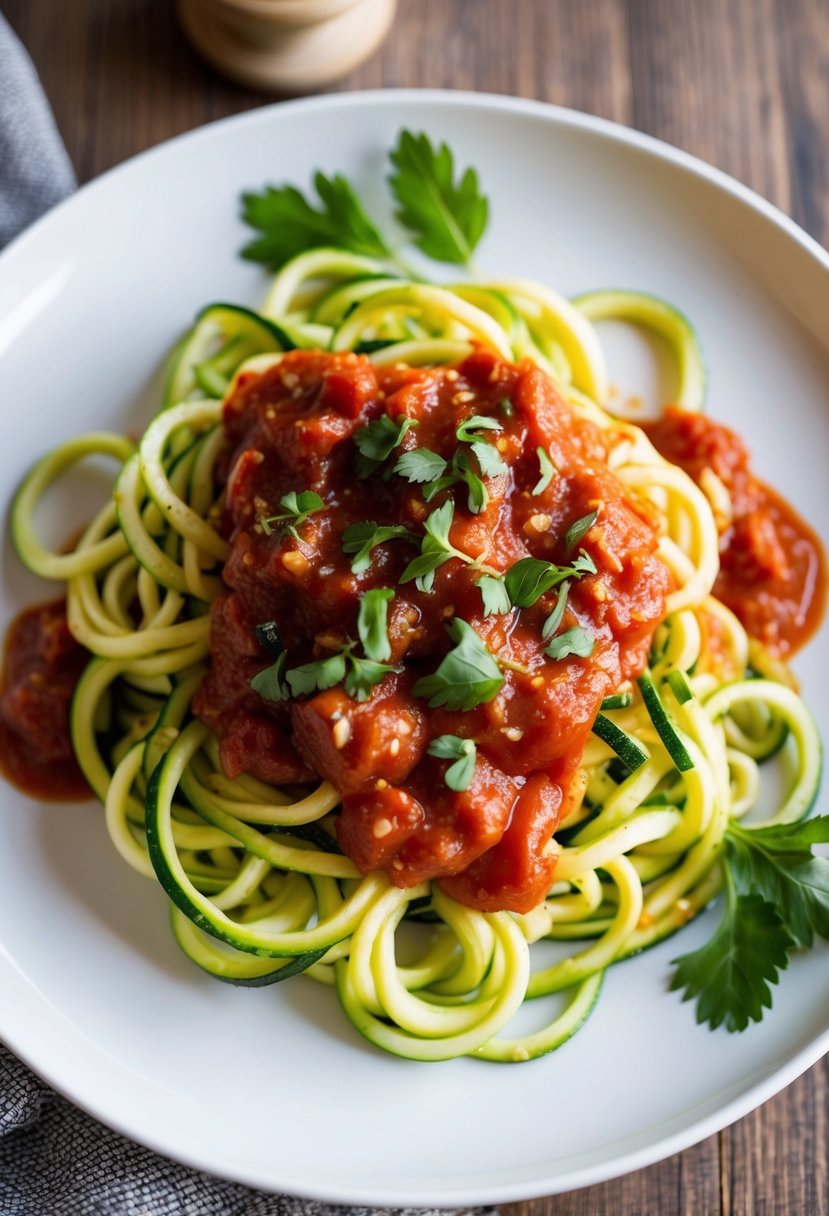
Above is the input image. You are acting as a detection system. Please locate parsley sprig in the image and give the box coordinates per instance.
[388,131,489,267]
[242,129,490,273]
[241,171,391,268]
[399,500,470,592]
[251,588,398,704]
[259,490,325,539]
[671,815,829,1031]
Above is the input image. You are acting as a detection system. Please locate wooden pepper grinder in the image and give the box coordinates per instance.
[177,0,397,93]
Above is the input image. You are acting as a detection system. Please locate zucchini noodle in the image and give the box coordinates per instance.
[10,255,822,1064]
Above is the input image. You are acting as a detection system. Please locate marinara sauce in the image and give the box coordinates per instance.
[0,600,91,801]
[644,406,826,658]
[194,349,671,912]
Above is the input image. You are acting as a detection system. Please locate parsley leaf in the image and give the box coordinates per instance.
[477,574,512,616]
[250,652,290,702]
[241,172,391,269]
[427,735,478,792]
[455,415,501,443]
[565,509,599,553]
[542,582,571,638]
[286,652,347,697]
[422,451,489,515]
[393,448,448,484]
[400,500,465,592]
[671,882,794,1032]
[260,490,325,538]
[470,439,509,478]
[388,130,489,267]
[727,817,829,948]
[354,415,417,478]
[342,522,416,574]
[413,618,503,710]
[357,587,394,662]
[533,447,556,495]
[571,549,598,576]
[505,557,569,608]
[343,654,398,702]
[545,626,595,660]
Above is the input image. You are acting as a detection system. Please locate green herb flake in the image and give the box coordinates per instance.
[393,448,448,484]
[545,626,595,661]
[413,618,504,711]
[354,415,417,478]
[427,735,478,792]
[532,447,556,496]
[541,582,571,639]
[342,522,416,574]
[477,575,512,617]
[455,414,502,444]
[357,587,394,662]
[565,509,599,553]
[470,439,509,479]
[250,652,290,702]
[260,490,325,537]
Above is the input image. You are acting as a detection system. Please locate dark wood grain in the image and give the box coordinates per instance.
[2,0,827,1211]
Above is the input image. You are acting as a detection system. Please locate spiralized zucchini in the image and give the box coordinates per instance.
[10,257,821,1063]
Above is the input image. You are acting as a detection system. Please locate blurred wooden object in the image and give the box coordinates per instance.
[177,0,397,91]
[4,1,829,1212]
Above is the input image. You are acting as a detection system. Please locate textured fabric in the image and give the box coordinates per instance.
[0,1045,491,1215]
[0,12,76,248]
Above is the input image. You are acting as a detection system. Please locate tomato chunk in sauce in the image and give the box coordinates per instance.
[644,407,826,658]
[194,349,671,912]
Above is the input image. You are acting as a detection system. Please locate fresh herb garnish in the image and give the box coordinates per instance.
[422,452,489,515]
[286,642,398,703]
[393,448,448,484]
[533,447,556,495]
[671,815,829,1031]
[342,522,416,574]
[427,735,478,791]
[565,509,599,553]
[250,652,289,701]
[241,172,391,269]
[357,587,394,662]
[400,500,466,592]
[260,490,325,539]
[470,439,508,479]
[541,583,571,638]
[505,557,569,608]
[477,574,512,617]
[388,130,489,267]
[354,415,418,478]
[545,626,595,660]
[413,618,504,710]
[455,415,502,444]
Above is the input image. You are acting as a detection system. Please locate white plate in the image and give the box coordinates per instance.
[0,91,827,1205]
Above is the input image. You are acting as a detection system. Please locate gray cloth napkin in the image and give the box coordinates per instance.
[0,17,490,1216]
[0,13,75,247]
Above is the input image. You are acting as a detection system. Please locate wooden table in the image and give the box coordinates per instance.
[4,0,827,1212]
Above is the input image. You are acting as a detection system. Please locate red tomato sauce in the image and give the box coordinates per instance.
[0,600,91,801]
[643,407,826,658]
[194,349,671,912]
